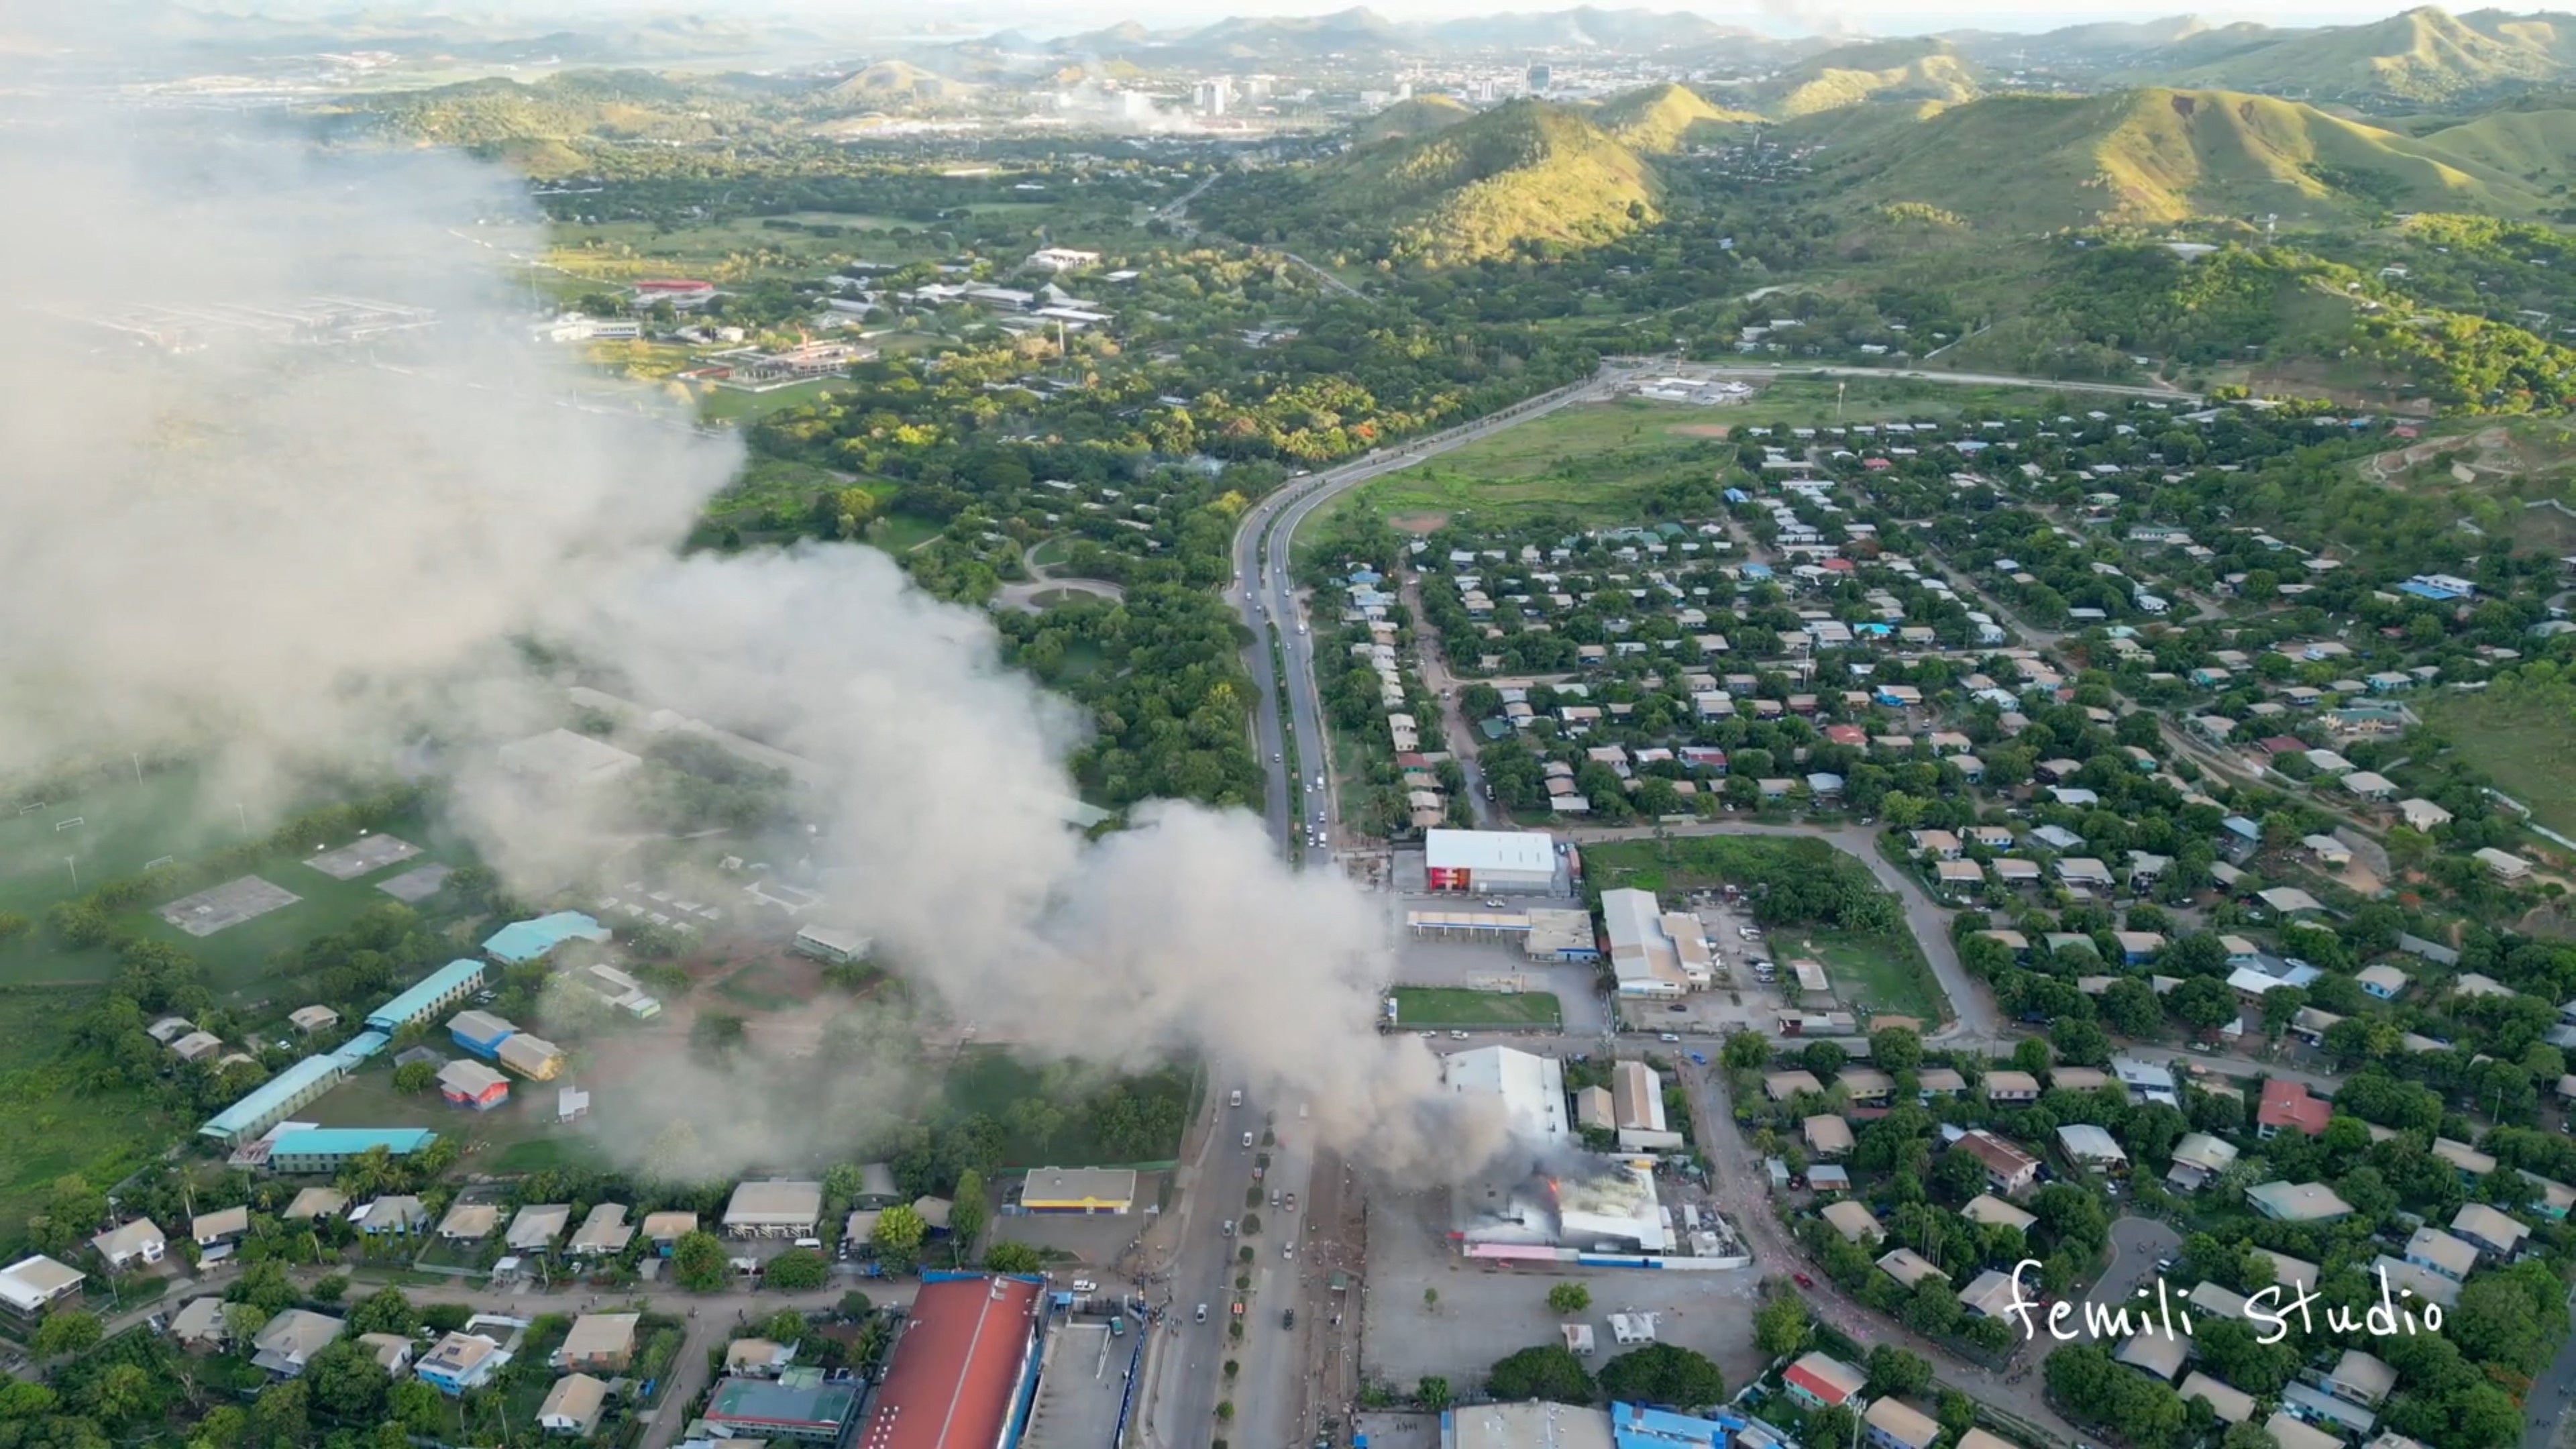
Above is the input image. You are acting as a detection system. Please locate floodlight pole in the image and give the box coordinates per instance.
[235,802,249,836]
[130,753,142,783]
[65,857,76,890]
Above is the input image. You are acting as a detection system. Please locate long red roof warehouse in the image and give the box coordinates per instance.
[857,1276,1042,1449]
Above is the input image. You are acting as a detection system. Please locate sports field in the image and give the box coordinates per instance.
[1389,986,1565,1029]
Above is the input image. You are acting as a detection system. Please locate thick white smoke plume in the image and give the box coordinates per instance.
[0,94,1507,1180]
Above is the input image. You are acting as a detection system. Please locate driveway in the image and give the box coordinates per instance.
[2087,1216,2181,1311]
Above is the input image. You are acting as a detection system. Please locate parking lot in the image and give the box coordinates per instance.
[994,1200,1159,1274]
[1357,1181,1770,1393]
[1387,894,1613,1037]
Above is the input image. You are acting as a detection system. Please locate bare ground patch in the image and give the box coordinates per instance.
[1389,511,1449,535]
[1668,423,1733,438]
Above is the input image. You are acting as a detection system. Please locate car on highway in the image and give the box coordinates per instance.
[1196,1304,1208,1323]
[1667,1003,1687,1012]
[1282,1309,1295,1328]
[1792,1272,1815,1289]
[1071,1279,1097,1293]
[1222,1220,1234,1236]
[1270,1190,1281,1208]
[1241,1131,1254,1148]
[1295,621,1307,634]
[1659,1032,1682,1042]
[1450,1030,1468,1039]
[1481,897,1504,908]
[1283,1242,1295,1259]
[1285,1192,1296,1211]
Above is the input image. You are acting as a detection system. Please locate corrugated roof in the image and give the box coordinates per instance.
[481,912,609,965]
[366,959,486,1029]
[199,1055,346,1140]
[855,1275,1040,1449]
[268,1127,436,1157]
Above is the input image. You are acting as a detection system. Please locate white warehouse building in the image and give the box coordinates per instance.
[1424,829,1558,894]
[1599,889,1712,997]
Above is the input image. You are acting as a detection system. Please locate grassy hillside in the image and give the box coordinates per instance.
[1827,87,2551,229]
[2147,5,2576,105]
[829,60,979,105]
[1354,93,1473,144]
[2410,104,2576,184]
[1759,37,1983,117]
[1315,99,1663,263]
[1588,82,1760,151]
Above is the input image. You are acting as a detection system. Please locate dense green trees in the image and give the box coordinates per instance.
[1487,1344,1597,1405]
[1596,1344,1725,1409]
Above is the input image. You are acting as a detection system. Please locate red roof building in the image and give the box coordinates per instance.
[2257,1078,2331,1138]
[1782,1350,1866,1407]
[855,1276,1042,1449]
[2255,735,2309,756]
[1823,724,1868,746]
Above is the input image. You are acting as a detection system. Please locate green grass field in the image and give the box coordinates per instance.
[697,376,855,425]
[0,986,183,1241]
[2424,693,2576,837]
[714,960,804,1012]
[1389,986,1566,1028]
[1028,536,1075,569]
[1798,931,1945,1023]
[1309,378,2060,532]
[867,512,947,553]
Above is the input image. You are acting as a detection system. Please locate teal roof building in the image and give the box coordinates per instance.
[482,912,610,965]
[366,959,488,1032]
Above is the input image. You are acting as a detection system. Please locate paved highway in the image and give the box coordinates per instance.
[1228,362,1646,857]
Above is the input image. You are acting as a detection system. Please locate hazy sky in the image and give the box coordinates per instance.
[133,0,2449,39]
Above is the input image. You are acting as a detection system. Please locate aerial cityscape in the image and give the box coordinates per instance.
[0,2,2574,1449]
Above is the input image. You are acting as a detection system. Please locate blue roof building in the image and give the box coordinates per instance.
[264,1128,437,1175]
[200,1055,348,1143]
[482,912,610,965]
[1615,1403,1729,1448]
[367,959,489,1032]
[328,1030,390,1071]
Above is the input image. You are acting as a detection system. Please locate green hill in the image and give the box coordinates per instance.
[1587,82,1760,151]
[2409,102,2576,182]
[2146,5,2576,104]
[1831,87,2551,229]
[1315,99,1662,263]
[1354,93,1474,144]
[1758,37,1983,117]
[828,60,979,105]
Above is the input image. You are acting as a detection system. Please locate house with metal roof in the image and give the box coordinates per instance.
[2178,1373,2255,1424]
[507,1204,572,1252]
[250,1309,343,1377]
[0,1256,81,1326]
[1781,1352,1866,1409]
[568,1204,635,1256]
[2249,1181,2352,1222]
[724,1180,824,1238]
[1864,1397,1940,1449]
[538,1373,610,1437]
